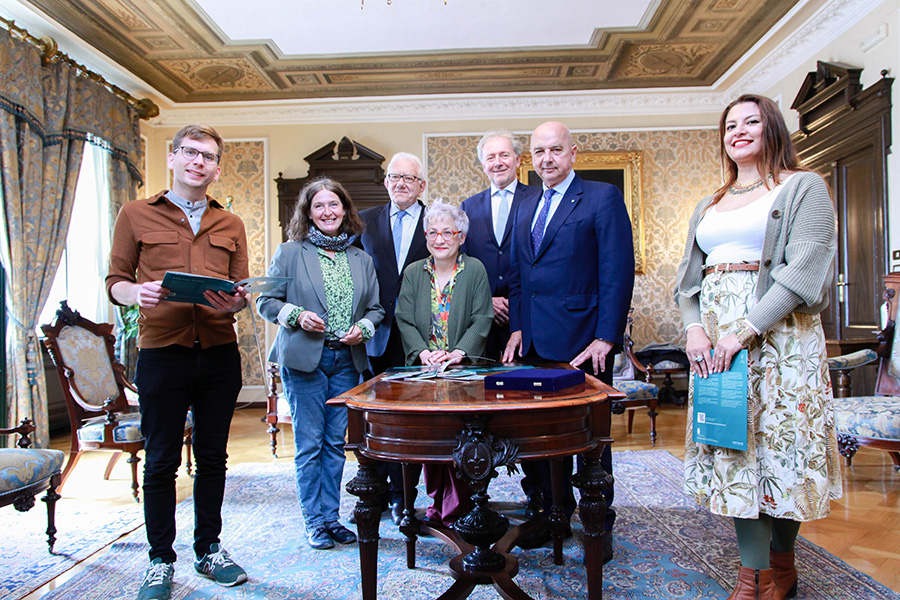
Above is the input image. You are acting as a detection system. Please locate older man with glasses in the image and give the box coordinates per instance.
[353,151,431,524]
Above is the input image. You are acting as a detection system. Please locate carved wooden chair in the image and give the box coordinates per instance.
[41,301,193,501]
[611,309,659,445]
[826,274,900,472]
[0,418,64,551]
[265,363,292,457]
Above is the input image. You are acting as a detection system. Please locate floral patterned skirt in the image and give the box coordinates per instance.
[683,271,843,521]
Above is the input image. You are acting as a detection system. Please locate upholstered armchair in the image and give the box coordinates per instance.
[41,301,193,501]
[0,418,64,551]
[611,310,659,445]
[826,274,900,472]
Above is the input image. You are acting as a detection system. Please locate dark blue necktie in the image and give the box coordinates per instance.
[531,188,554,254]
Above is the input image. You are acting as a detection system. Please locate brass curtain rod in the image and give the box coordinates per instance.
[0,15,159,119]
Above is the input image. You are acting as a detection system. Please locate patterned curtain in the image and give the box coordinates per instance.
[0,28,142,446]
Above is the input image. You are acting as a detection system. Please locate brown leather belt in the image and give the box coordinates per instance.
[702,261,760,276]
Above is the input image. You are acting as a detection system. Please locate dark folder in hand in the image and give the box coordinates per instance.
[484,368,585,392]
[161,272,290,307]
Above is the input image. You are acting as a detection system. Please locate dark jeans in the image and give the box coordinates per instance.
[520,348,617,532]
[135,342,242,563]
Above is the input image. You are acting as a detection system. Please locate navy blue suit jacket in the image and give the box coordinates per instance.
[355,202,429,357]
[508,174,634,362]
[460,182,536,298]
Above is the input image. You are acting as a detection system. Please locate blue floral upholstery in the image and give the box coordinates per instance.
[0,418,63,551]
[0,448,65,495]
[834,396,900,442]
[613,379,659,400]
[75,411,193,444]
[652,359,684,370]
[827,349,878,371]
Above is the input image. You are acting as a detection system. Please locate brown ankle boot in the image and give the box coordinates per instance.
[727,566,776,600]
[769,550,798,599]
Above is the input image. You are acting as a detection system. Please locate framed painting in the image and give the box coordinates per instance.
[518,150,646,274]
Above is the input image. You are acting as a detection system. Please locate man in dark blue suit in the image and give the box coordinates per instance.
[355,151,430,523]
[503,121,634,559]
[460,130,536,359]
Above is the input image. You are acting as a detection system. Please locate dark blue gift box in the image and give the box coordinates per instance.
[484,368,585,392]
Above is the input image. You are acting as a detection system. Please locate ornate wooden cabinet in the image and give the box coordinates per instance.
[274,137,390,241]
[791,62,893,394]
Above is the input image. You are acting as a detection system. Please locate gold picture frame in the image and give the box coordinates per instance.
[518,150,646,274]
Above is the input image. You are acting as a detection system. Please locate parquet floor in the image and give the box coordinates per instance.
[24,402,900,598]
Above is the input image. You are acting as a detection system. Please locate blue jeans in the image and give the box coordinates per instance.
[281,347,359,530]
[135,342,241,562]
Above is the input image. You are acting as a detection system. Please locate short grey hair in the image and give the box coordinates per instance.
[424,199,469,236]
[476,129,523,164]
[386,152,423,178]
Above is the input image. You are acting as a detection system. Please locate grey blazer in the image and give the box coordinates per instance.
[256,240,384,373]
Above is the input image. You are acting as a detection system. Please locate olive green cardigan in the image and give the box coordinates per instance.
[395,254,493,366]
[674,171,836,333]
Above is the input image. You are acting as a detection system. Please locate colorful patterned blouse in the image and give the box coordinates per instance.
[424,254,466,351]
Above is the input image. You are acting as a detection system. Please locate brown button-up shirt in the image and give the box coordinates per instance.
[106,190,250,349]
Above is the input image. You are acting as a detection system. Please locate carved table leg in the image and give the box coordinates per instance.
[400,462,421,568]
[452,415,516,573]
[346,452,389,600]
[572,445,612,600]
[547,458,568,566]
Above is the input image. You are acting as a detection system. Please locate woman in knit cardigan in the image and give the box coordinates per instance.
[395,199,493,526]
[674,94,842,600]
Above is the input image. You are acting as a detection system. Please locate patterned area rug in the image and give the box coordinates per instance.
[39,451,899,600]
[0,496,143,599]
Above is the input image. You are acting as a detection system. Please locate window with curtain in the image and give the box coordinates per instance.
[37,144,111,329]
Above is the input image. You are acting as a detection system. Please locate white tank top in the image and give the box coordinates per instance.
[696,174,794,264]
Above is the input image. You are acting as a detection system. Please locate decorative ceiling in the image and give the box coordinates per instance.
[19,0,804,103]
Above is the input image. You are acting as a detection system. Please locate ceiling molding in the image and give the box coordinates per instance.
[21,0,801,102]
[729,0,884,94]
[144,0,879,127]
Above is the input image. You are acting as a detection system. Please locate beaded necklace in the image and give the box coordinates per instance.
[728,178,766,195]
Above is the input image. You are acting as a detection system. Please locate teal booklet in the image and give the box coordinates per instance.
[161,272,291,307]
[692,349,749,451]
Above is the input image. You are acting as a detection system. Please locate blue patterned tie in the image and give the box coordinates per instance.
[531,188,554,254]
[494,189,510,245]
[393,209,407,272]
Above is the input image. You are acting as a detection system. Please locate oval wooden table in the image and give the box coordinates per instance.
[329,369,624,600]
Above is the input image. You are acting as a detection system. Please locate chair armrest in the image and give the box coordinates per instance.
[827,349,879,372]
[0,418,36,448]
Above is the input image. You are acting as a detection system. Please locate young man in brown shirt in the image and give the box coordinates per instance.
[106,124,250,600]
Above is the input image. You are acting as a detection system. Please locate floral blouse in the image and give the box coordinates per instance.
[424,254,466,351]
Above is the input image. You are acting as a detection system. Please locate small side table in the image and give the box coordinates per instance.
[651,360,688,406]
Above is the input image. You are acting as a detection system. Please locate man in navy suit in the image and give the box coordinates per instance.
[460,130,536,359]
[355,151,430,523]
[503,121,634,559]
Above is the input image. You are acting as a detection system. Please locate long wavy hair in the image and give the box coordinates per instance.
[286,177,364,241]
[711,94,806,205]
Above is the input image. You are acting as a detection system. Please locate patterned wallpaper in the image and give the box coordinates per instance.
[207,140,267,386]
[426,129,722,348]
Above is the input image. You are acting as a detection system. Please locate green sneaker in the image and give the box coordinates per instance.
[193,543,248,587]
[137,558,174,600]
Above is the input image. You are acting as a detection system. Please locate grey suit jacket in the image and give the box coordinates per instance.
[256,239,384,373]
